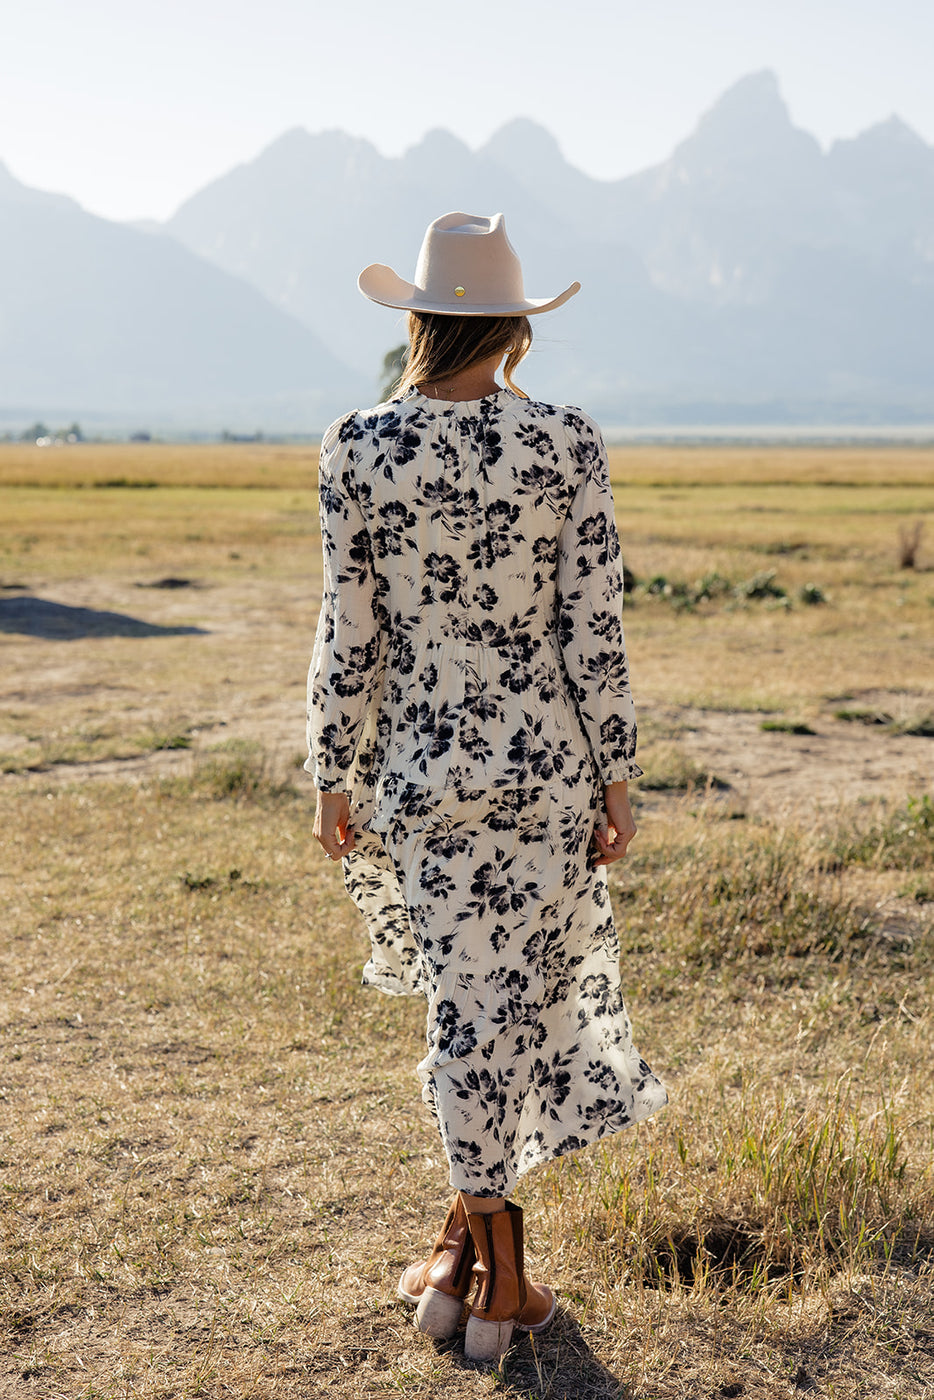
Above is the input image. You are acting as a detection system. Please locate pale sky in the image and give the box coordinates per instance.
[3,0,933,223]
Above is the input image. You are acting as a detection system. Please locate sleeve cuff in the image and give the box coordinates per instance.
[303,756,350,792]
[600,762,643,783]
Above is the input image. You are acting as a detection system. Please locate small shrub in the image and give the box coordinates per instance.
[92,478,158,489]
[181,871,216,890]
[135,577,197,590]
[181,868,245,892]
[834,707,891,726]
[148,731,192,751]
[760,719,815,735]
[662,581,691,602]
[897,713,934,737]
[833,706,934,736]
[734,568,786,601]
[693,571,732,602]
[636,576,696,611]
[757,540,810,556]
[638,569,802,611]
[798,582,828,605]
[897,520,924,569]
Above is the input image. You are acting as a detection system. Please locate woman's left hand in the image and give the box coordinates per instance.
[314,791,356,861]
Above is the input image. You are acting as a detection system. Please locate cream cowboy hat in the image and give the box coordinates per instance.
[357,211,581,317]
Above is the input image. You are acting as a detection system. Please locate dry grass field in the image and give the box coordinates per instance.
[1,442,933,1400]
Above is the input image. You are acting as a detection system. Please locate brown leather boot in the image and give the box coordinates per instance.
[397,1194,476,1338]
[464,1202,556,1362]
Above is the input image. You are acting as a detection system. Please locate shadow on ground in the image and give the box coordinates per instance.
[0,596,209,640]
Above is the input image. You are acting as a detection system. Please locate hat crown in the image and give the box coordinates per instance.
[413,212,526,309]
[356,209,580,317]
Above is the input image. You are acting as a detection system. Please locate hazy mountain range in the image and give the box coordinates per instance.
[4,70,934,430]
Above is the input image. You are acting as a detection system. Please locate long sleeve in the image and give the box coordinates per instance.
[305,415,382,792]
[556,411,643,784]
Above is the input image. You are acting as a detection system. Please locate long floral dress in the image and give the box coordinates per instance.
[306,386,667,1197]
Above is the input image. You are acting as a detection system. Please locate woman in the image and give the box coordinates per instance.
[306,212,667,1362]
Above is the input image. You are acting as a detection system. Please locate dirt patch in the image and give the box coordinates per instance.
[662,703,933,817]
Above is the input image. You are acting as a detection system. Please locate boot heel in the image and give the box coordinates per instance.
[464,1314,515,1362]
[414,1286,464,1338]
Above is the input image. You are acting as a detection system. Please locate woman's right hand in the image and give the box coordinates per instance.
[591,781,637,867]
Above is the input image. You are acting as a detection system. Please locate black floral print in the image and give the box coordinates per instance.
[306,387,666,1195]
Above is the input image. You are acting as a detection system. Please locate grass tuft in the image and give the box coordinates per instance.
[148,730,193,751]
[634,741,727,792]
[834,706,892,726]
[834,705,934,737]
[167,738,298,802]
[640,843,879,963]
[593,1093,929,1292]
[825,794,934,872]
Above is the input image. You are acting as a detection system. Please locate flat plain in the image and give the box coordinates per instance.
[1,441,932,1400]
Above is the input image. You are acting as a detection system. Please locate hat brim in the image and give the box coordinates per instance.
[357,264,581,317]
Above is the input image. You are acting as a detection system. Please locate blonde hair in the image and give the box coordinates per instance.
[397,311,532,398]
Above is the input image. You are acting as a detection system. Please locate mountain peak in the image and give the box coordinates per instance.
[712,69,783,109]
[832,114,931,155]
[262,125,313,155]
[258,125,381,168]
[482,118,566,172]
[695,69,793,143]
[407,128,472,160]
[670,67,821,176]
[169,125,385,220]
[875,114,928,145]
[827,113,934,190]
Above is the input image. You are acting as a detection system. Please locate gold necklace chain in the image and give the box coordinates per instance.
[423,379,458,401]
